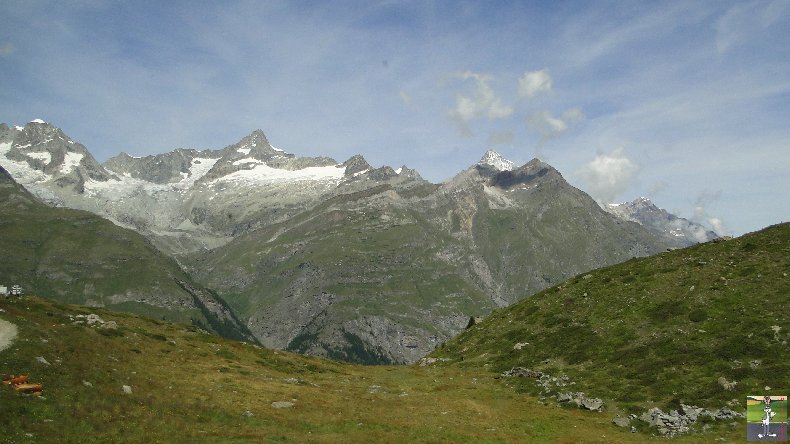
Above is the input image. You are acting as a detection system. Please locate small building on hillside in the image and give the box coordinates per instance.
[10,285,23,296]
[0,285,7,296]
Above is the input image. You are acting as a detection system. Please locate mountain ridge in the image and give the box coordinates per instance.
[1,120,701,363]
[605,197,718,247]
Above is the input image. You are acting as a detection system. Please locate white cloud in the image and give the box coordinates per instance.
[691,191,728,236]
[525,108,583,140]
[577,147,639,203]
[708,217,726,236]
[448,71,513,135]
[518,69,552,97]
[0,42,15,56]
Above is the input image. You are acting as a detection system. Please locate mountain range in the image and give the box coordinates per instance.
[1,119,716,363]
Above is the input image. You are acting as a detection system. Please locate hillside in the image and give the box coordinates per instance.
[0,166,253,343]
[0,296,745,443]
[431,223,789,427]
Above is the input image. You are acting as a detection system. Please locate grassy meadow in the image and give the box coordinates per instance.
[0,296,746,443]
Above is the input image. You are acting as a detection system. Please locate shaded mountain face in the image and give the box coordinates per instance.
[2,122,682,364]
[0,162,254,343]
[605,197,718,247]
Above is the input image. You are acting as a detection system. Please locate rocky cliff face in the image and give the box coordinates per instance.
[0,120,113,200]
[2,121,686,364]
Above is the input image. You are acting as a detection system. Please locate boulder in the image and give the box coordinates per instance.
[717,376,737,391]
[612,416,631,428]
[556,392,573,403]
[680,404,703,421]
[713,407,742,420]
[580,396,604,411]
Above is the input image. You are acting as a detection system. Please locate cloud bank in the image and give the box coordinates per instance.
[577,147,639,204]
[448,71,513,136]
[526,108,584,141]
[518,69,552,98]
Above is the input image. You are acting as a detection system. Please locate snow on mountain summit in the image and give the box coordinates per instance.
[605,197,718,246]
[478,150,515,171]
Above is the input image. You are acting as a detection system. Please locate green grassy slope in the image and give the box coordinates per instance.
[432,223,789,413]
[0,296,744,443]
[0,166,253,342]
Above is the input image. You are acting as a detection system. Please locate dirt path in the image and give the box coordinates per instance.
[0,318,18,353]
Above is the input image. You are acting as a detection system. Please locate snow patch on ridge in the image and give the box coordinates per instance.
[178,157,220,190]
[0,142,49,184]
[94,156,220,199]
[211,163,345,186]
[237,147,251,155]
[479,150,515,171]
[60,152,84,174]
[30,119,46,124]
[232,157,260,166]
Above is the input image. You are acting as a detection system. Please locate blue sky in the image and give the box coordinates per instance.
[1,0,789,236]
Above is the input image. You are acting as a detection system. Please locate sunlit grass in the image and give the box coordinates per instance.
[0,296,743,442]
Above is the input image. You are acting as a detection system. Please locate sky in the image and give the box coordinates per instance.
[1,0,789,236]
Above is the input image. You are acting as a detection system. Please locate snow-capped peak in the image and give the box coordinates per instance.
[478,150,515,171]
[30,119,47,124]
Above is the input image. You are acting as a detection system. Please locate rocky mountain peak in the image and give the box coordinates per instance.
[478,149,515,171]
[621,196,657,210]
[0,119,112,194]
[488,157,563,189]
[395,165,423,181]
[342,154,371,176]
[227,129,293,163]
[244,129,270,146]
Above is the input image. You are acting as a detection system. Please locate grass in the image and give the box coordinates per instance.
[0,296,745,443]
[432,223,789,419]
